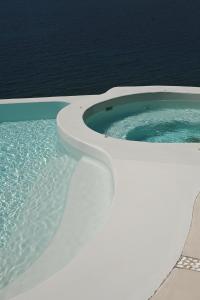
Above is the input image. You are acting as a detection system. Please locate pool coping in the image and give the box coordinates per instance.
[1,86,200,300]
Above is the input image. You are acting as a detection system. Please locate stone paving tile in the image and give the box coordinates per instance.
[183,194,200,259]
[152,268,200,300]
[176,256,200,272]
[152,194,200,299]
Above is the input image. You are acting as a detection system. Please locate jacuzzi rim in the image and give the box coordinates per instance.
[57,86,200,167]
[82,91,200,146]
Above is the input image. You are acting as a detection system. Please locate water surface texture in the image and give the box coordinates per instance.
[86,100,200,143]
[107,108,200,143]
[0,0,200,98]
[0,119,77,288]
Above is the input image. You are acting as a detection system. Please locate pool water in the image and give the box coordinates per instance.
[106,108,200,143]
[86,100,200,143]
[0,119,78,289]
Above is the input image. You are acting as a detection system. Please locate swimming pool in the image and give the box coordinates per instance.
[0,101,113,299]
[0,118,78,288]
[85,98,200,143]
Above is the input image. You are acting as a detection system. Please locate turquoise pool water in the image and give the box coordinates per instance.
[0,118,78,289]
[0,102,113,297]
[85,100,200,143]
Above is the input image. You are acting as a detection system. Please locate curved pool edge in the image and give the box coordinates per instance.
[54,86,200,300]
[59,86,200,166]
[2,86,200,300]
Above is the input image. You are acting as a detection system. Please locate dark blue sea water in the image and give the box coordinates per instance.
[0,0,200,98]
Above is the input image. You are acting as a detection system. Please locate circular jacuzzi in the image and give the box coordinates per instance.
[84,93,200,143]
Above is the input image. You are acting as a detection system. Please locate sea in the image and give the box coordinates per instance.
[0,0,200,99]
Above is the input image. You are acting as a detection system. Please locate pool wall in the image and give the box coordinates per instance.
[0,102,67,122]
[1,86,200,300]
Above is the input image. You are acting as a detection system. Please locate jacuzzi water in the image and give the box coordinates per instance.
[0,118,78,289]
[86,100,200,143]
[106,108,200,142]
